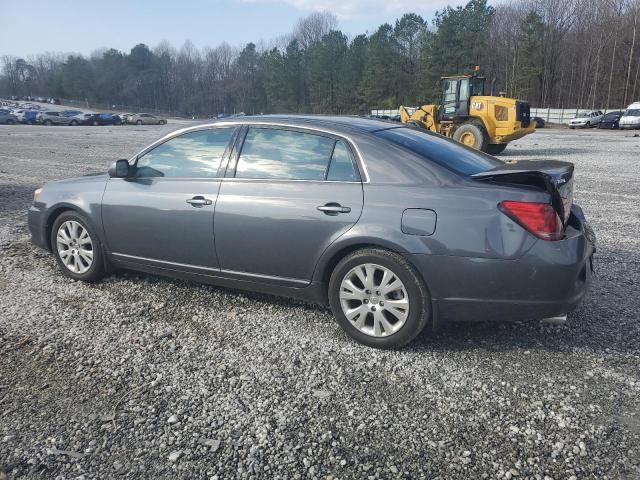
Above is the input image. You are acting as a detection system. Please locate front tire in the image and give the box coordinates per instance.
[328,248,430,349]
[136,120,143,125]
[452,123,488,151]
[70,120,78,126]
[51,212,105,282]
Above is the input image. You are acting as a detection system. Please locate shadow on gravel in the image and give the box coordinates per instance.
[96,244,640,358]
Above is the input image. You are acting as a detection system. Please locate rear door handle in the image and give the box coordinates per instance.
[186,196,213,207]
[317,203,351,215]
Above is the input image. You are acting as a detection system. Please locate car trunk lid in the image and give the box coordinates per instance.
[471,160,574,226]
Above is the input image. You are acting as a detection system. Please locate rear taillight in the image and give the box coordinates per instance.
[499,201,563,241]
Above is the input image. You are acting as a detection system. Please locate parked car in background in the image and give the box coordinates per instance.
[0,109,18,124]
[36,111,73,126]
[67,112,96,126]
[568,110,603,128]
[28,116,595,348]
[120,113,133,124]
[533,117,546,128]
[20,103,43,111]
[619,103,640,130]
[597,111,624,129]
[129,113,166,125]
[14,109,39,124]
[61,110,83,118]
[86,113,122,126]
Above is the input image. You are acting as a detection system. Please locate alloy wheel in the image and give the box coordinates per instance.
[339,263,409,337]
[56,220,94,274]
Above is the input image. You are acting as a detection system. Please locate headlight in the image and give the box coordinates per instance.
[33,188,42,202]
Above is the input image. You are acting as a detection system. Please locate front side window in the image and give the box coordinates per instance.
[236,128,335,180]
[136,128,235,178]
[443,80,457,103]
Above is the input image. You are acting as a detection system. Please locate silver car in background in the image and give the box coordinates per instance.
[568,110,603,128]
[128,113,167,125]
[36,111,72,126]
[619,103,640,129]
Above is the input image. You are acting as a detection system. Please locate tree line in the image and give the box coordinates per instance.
[1,0,639,116]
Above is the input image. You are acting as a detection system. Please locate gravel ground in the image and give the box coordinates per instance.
[0,124,639,479]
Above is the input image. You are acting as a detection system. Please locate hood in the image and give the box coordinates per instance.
[619,115,640,123]
[47,172,109,188]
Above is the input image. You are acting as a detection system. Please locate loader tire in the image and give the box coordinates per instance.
[485,143,507,155]
[452,123,488,151]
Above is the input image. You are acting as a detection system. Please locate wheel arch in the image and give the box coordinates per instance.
[313,238,428,306]
[45,204,102,251]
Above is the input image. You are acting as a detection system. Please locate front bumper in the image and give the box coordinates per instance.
[619,123,640,129]
[28,203,50,251]
[408,208,595,323]
[494,122,536,144]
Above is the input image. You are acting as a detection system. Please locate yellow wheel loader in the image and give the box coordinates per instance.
[399,74,536,154]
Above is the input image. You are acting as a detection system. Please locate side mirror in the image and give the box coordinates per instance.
[108,159,133,178]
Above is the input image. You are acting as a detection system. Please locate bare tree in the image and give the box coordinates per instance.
[292,11,338,49]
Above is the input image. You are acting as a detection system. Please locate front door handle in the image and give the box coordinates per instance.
[186,196,213,207]
[317,203,351,215]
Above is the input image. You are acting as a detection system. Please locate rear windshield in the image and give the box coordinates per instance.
[375,127,503,176]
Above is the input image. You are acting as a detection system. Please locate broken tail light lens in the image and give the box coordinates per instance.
[499,201,563,241]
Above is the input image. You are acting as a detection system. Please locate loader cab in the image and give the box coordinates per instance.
[440,75,486,121]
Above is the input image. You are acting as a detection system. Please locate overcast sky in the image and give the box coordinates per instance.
[0,0,470,58]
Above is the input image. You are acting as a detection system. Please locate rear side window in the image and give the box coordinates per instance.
[375,127,503,176]
[136,128,235,178]
[236,128,335,180]
[327,140,360,181]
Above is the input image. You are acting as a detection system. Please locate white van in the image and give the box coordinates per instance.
[619,102,640,129]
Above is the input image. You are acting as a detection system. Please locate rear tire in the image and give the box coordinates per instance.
[70,120,78,126]
[6,119,14,125]
[51,211,105,283]
[452,123,488,151]
[92,120,99,126]
[485,143,507,155]
[136,120,143,125]
[44,119,52,126]
[328,248,430,349]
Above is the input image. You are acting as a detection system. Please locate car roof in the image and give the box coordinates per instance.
[213,114,399,134]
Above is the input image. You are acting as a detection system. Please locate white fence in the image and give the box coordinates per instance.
[371,107,624,124]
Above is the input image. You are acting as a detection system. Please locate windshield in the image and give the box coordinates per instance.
[623,109,640,116]
[375,127,503,176]
[575,113,589,118]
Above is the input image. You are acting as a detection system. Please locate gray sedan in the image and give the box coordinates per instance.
[28,116,595,348]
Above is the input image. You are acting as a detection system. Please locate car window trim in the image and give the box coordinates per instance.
[326,139,362,182]
[128,120,370,182]
[128,125,238,180]
[228,124,364,183]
